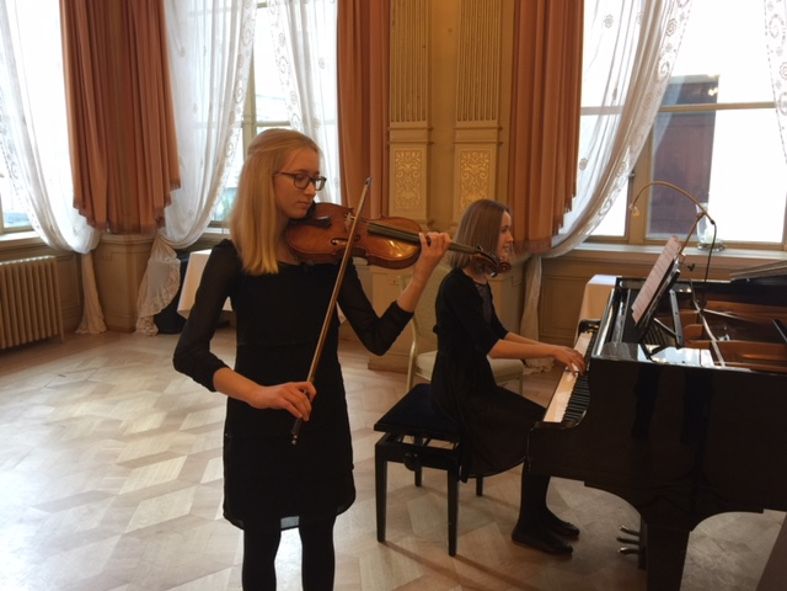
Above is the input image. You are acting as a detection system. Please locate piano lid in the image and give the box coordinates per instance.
[729,259,787,284]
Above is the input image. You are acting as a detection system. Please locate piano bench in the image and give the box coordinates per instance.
[373,383,483,556]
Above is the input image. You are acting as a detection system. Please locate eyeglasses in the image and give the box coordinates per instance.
[275,171,327,191]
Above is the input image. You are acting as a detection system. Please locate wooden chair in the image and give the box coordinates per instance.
[374,383,483,556]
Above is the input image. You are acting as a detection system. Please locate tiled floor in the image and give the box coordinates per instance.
[0,329,783,590]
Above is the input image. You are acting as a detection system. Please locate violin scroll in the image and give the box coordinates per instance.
[474,247,510,276]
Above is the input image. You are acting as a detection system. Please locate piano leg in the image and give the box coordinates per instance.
[645,523,689,591]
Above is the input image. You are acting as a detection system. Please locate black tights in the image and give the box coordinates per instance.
[242,516,336,591]
[515,470,550,529]
[299,516,336,590]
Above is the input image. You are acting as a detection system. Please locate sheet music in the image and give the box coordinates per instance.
[631,236,682,324]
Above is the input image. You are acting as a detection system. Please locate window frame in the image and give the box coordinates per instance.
[588,96,787,252]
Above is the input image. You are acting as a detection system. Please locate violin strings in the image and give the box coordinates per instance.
[367,221,477,255]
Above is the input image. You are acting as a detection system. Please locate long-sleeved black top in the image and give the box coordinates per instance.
[174,239,412,529]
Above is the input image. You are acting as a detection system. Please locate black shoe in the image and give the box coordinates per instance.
[542,513,580,538]
[511,524,573,555]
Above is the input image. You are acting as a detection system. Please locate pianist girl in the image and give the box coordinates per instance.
[430,198,586,555]
[173,128,450,590]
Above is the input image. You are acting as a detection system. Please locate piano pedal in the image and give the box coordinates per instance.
[619,526,640,537]
[616,524,647,570]
[617,525,641,555]
[619,545,640,555]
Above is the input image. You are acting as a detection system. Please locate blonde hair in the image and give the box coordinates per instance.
[449,199,508,272]
[229,128,320,274]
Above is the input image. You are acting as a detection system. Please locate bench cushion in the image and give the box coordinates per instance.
[373,383,460,442]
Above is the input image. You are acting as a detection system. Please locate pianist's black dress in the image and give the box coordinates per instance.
[173,239,412,530]
[431,267,545,480]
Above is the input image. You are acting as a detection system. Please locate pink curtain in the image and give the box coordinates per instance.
[507,0,583,253]
[337,0,389,217]
[60,0,180,233]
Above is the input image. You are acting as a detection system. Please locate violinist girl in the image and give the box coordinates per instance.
[430,198,586,555]
[173,128,450,590]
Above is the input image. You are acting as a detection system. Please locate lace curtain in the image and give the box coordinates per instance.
[267,0,340,204]
[520,0,693,339]
[765,0,787,166]
[0,0,105,333]
[135,0,256,335]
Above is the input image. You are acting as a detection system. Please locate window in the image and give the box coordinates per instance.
[591,0,787,249]
[212,2,292,225]
[1,0,63,237]
[0,154,31,234]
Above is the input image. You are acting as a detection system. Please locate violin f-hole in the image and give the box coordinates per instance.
[329,235,362,247]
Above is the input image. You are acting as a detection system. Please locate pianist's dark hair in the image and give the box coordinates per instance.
[449,198,509,273]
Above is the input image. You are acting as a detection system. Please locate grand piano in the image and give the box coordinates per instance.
[528,271,787,591]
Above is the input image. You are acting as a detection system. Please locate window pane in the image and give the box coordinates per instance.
[581,112,627,238]
[649,99,714,237]
[709,111,787,243]
[649,108,786,244]
[660,74,718,108]
[668,0,772,105]
[592,193,627,237]
[1,196,31,230]
[254,7,289,124]
[0,157,31,231]
[212,133,244,224]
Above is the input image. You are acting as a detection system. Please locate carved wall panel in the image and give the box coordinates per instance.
[454,147,496,216]
[389,0,430,222]
[390,145,428,217]
[452,0,503,223]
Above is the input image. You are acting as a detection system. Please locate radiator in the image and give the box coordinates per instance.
[0,256,64,350]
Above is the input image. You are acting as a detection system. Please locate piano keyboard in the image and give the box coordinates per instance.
[542,329,595,424]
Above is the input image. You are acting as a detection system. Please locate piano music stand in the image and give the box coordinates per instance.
[629,235,685,349]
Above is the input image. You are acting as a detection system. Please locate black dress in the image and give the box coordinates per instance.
[431,267,545,480]
[173,239,412,530]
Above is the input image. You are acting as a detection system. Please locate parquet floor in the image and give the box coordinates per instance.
[0,328,783,590]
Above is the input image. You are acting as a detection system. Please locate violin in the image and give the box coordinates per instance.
[285,201,508,274]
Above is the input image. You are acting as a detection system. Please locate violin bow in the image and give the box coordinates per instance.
[290,177,372,445]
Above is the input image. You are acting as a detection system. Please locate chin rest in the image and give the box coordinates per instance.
[373,383,482,556]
